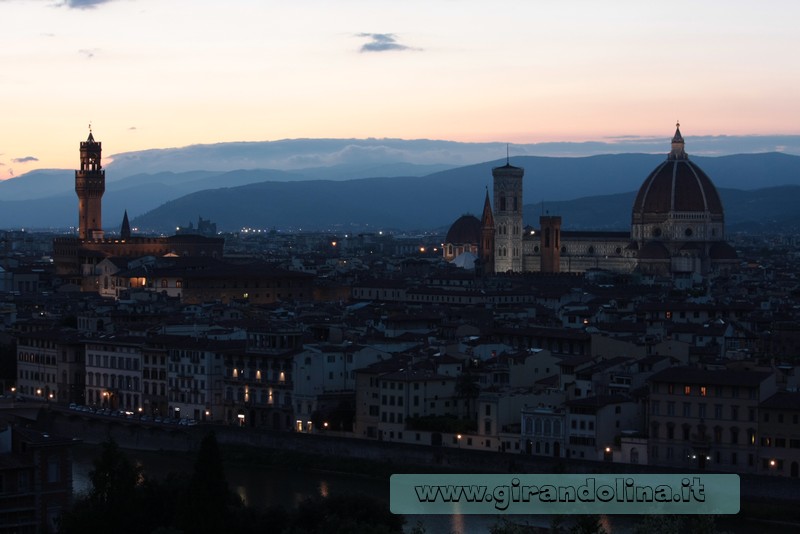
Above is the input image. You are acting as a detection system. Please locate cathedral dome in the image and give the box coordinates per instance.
[445,215,481,244]
[632,124,723,225]
[638,241,670,260]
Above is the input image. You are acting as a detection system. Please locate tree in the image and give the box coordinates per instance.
[285,494,404,534]
[60,439,144,534]
[176,431,238,534]
[569,515,608,534]
[490,517,541,533]
[88,438,141,507]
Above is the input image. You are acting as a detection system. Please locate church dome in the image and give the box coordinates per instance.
[638,241,670,260]
[632,124,724,225]
[445,215,481,244]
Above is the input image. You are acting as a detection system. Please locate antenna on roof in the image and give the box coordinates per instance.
[506,144,510,165]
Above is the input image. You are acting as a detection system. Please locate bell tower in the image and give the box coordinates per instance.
[492,161,524,273]
[539,215,561,273]
[75,128,105,240]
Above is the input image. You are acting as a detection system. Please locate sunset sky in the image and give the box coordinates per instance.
[2,0,800,180]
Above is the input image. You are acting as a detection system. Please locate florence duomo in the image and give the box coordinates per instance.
[443,123,738,281]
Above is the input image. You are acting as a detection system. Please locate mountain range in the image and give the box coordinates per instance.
[1,140,799,234]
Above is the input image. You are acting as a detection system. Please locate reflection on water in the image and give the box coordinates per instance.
[71,445,617,533]
[71,444,388,510]
[72,445,775,534]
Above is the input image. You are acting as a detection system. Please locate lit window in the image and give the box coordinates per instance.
[684,385,691,395]
[700,386,707,397]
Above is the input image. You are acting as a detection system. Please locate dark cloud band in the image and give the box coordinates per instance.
[357,33,416,53]
[63,0,115,9]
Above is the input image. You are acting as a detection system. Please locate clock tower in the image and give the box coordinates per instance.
[75,129,105,240]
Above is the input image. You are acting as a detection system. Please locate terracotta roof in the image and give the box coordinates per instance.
[633,158,724,216]
[445,215,481,245]
[760,391,800,411]
[648,366,773,387]
[638,241,670,260]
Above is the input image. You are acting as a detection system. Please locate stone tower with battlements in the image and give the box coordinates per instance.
[74,130,105,239]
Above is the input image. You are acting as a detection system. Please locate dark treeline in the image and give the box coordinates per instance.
[59,432,405,534]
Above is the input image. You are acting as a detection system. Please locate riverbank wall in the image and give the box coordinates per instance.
[33,407,800,505]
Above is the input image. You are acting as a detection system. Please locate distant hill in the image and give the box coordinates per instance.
[2,152,800,232]
[130,179,800,235]
[523,186,800,233]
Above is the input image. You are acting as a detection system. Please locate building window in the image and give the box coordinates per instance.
[700,386,707,397]
[48,458,60,483]
[684,385,691,395]
[651,401,660,415]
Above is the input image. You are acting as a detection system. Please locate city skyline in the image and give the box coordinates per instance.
[3,0,800,180]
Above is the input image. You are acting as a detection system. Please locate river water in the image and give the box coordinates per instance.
[70,444,555,533]
[70,444,783,534]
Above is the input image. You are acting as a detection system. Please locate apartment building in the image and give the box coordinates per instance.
[16,329,84,404]
[758,391,800,478]
[223,326,303,429]
[84,335,144,412]
[167,337,242,422]
[647,366,777,473]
